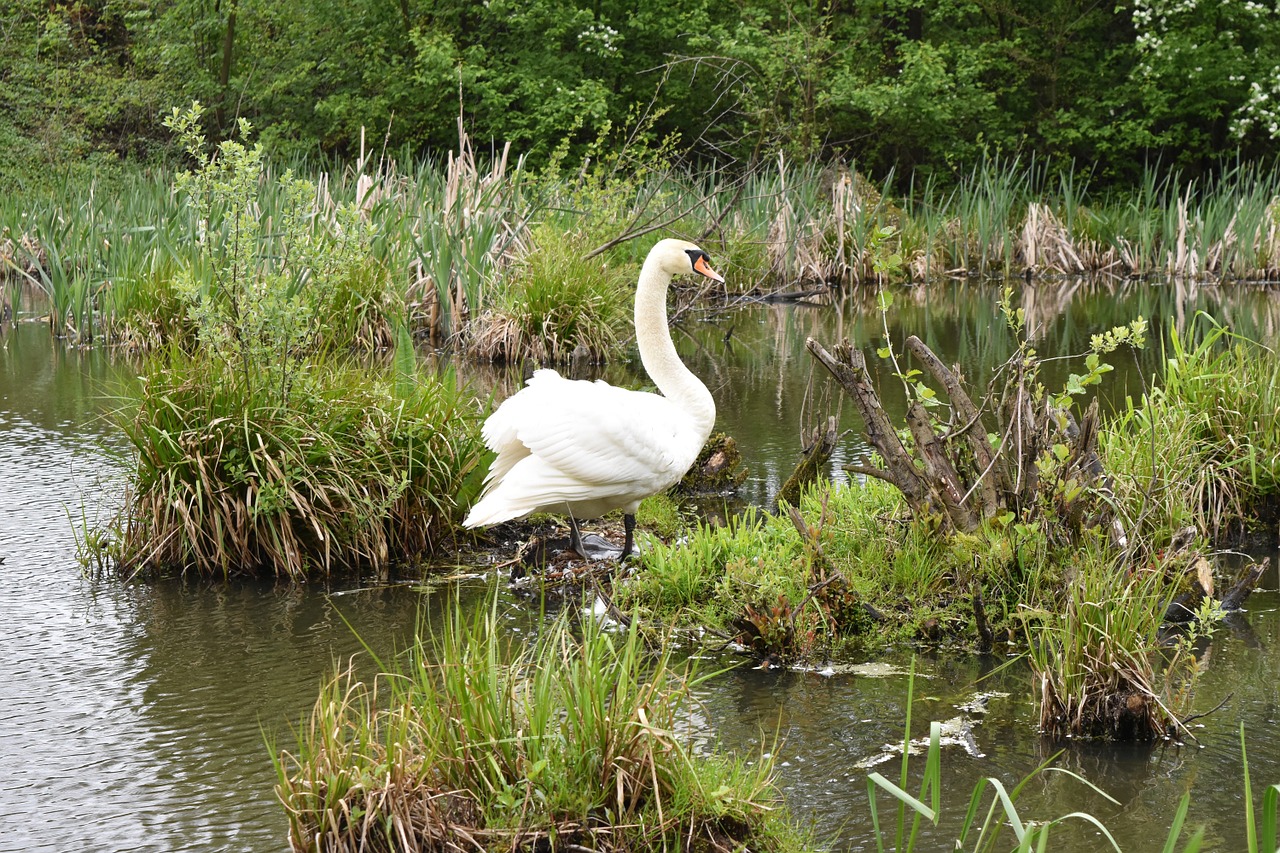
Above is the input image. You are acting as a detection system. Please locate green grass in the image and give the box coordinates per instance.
[1104,316,1280,542]
[10,145,1280,354]
[466,225,632,363]
[274,597,807,853]
[92,352,482,581]
[1022,547,1186,740]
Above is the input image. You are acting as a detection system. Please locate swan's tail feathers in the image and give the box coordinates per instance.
[462,495,522,529]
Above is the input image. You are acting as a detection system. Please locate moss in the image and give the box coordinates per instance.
[676,432,749,495]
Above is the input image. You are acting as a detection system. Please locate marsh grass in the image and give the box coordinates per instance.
[466,226,631,363]
[98,354,482,580]
[618,481,979,654]
[862,663,1279,851]
[9,134,1280,356]
[1022,548,1186,740]
[864,660,1126,852]
[274,601,801,853]
[1104,316,1280,541]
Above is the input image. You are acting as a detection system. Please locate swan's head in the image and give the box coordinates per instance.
[648,238,725,284]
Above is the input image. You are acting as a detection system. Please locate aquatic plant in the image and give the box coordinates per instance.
[1022,550,1186,740]
[465,226,630,363]
[274,599,803,853]
[864,663,1224,851]
[1104,316,1280,542]
[98,352,481,580]
[79,105,487,581]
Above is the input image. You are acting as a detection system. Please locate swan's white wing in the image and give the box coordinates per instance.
[465,369,699,524]
[530,379,694,480]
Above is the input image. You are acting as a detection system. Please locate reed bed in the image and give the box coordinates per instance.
[275,602,800,853]
[8,147,1280,361]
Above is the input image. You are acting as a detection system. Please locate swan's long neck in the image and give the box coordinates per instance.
[634,256,716,437]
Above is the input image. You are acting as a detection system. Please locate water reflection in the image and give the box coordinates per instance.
[689,586,1279,851]
[678,279,1280,507]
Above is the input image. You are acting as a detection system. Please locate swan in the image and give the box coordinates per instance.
[463,238,724,559]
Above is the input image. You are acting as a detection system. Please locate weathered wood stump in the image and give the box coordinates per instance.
[805,336,1115,538]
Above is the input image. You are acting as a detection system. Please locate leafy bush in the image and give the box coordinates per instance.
[86,103,482,580]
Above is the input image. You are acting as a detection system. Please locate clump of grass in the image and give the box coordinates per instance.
[1104,316,1280,541]
[98,354,481,580]
[274,601,803,853]
[1023,547,1188,741]
[465,226,631,363]
[617,481,926,655]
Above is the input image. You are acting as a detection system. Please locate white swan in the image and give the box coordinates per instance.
[463,238,724,559]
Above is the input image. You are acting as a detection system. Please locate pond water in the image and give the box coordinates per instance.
[2,277,1278,852]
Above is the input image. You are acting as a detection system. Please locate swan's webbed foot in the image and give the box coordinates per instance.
[575,532,626,561]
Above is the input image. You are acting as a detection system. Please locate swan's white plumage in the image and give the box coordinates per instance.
[463,238,722,536]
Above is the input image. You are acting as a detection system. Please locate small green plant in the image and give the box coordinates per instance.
[164,102,395,395]
[862,660,1229,851]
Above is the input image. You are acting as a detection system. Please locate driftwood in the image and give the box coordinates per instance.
[1164,557,1269,625]
[776,416,838,508]
[806,336,1114,536]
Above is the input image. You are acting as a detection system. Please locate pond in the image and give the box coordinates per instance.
[1,277,1278,852]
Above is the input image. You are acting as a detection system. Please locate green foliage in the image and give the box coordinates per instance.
[9,0,1280,185]
[1103,316,1280,541]
[164,102,395,395]
[274,599,805,852]
[94,353,481,580]
[466,226,631,363]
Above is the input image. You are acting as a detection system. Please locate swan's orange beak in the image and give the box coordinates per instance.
[693,255,725,283]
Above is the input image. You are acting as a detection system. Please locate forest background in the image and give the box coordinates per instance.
[5,0,1280,190]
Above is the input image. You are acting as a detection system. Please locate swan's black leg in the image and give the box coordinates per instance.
[620,513,637,560]
[567,515,587,557]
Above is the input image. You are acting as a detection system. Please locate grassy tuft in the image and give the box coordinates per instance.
[1023,547,1187,740]
[274,600,805,853]
[96,354,482,581]
[465,226,631,364]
